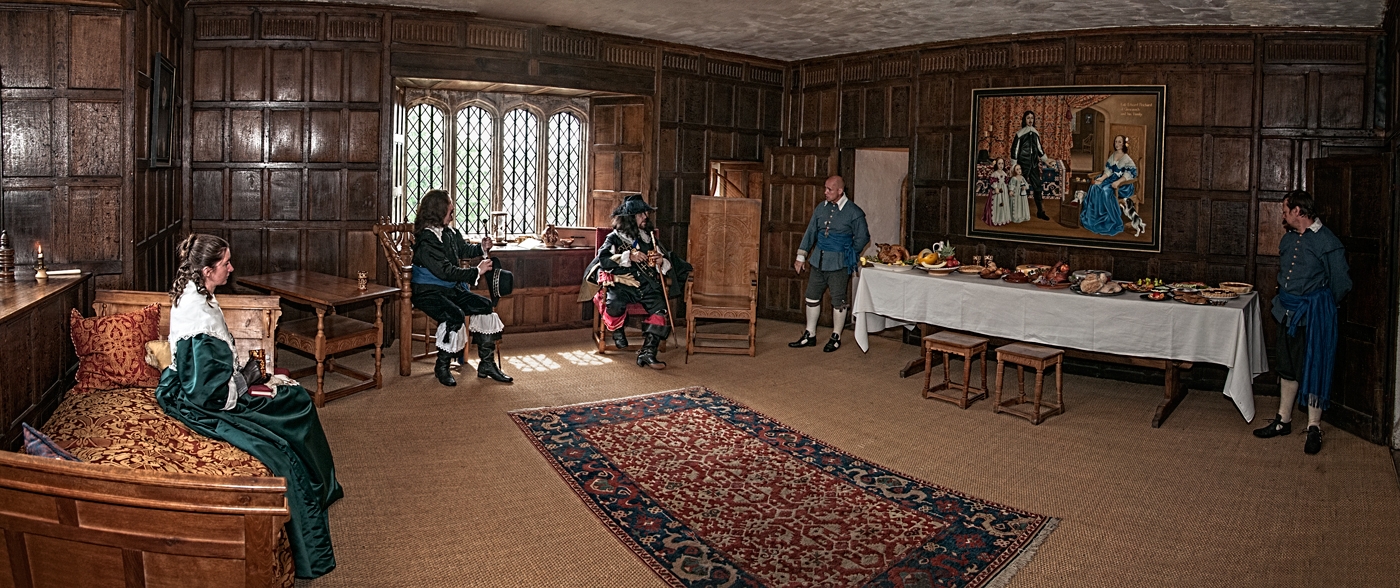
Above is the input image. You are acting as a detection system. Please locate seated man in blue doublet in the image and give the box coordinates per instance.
[790,175,870,352]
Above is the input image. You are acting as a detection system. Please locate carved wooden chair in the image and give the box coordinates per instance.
[683,195,761,360]
[374,219,438,376]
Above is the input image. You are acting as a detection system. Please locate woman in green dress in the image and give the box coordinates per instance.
[154,233,343,579]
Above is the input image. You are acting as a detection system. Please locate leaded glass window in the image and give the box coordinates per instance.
[455,106,493,236]
[403,104,446,216]
[546,112,583,227]
[500,109,539,237]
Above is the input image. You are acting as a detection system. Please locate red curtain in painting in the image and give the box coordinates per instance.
[982,95,1108,162]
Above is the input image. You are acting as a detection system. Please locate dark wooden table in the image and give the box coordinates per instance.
[237,271,399,407]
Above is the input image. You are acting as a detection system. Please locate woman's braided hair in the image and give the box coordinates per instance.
[169,233,229,307]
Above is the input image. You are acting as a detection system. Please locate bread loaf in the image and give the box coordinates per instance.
[1080,274,1106,293]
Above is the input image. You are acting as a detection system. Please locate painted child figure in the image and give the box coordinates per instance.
[984,159,1010,226]
[1007,164,1032,223]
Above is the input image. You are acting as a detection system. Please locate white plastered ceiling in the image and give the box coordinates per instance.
[280,0,1386,61]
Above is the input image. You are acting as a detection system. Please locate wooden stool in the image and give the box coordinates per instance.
[994,342,1065,425]
[921,331,989,408]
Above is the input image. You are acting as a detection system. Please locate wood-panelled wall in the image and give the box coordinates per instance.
[184,2,786,287]
[788,30,1384,341]
[0,0,181,292]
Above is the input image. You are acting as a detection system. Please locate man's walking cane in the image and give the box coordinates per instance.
[651,229,679,348]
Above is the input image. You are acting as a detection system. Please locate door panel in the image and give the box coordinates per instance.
[1307,155,1394,445]
[589,97,651,228]
[760,147,835,322]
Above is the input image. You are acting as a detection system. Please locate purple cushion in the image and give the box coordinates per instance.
[22,423,82,462]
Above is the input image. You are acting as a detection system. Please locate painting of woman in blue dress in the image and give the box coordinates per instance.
[1079,135,1146,237]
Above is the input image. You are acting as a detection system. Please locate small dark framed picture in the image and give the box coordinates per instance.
[149,52,176,168]
[967,85,1167,252]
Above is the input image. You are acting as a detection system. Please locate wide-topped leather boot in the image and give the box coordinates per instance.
[434,349,457,386]
[611,329,629,350]
[476,337,513,383]
[636,323,670,370]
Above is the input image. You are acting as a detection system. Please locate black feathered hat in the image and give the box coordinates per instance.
[611,194,655,217]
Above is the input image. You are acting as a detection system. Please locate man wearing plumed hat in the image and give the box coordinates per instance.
[588,194,690,369]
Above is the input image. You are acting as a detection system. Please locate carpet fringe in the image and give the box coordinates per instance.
[982,517,1060,588]
[507,386,701,414]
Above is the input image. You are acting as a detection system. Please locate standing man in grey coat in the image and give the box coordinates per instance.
[790,175,870,352]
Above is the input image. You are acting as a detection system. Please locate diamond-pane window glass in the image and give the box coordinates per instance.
[546,112,583,227]
[404,104,446,219]
[500,109,539,236]
[455,106,493,236]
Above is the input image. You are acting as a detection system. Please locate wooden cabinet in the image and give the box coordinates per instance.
[492,246,595,333]
[0,275,90,449]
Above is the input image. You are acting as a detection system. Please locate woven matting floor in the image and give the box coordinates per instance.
[295,319,1400,587]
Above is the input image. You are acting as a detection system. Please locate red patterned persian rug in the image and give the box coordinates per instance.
[509,387,1057,588]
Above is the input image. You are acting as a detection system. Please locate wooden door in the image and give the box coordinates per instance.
[759,147,836,322]
[1307,156,1394,445]
[589,96,651,228]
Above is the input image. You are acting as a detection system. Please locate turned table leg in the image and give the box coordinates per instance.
[373,298,384,388]
[314,308,327,408]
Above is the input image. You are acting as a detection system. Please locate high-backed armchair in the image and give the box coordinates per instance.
[373,219,436,376]
[684,195,761,359]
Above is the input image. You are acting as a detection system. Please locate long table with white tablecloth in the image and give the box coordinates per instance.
[852,266,1269,423]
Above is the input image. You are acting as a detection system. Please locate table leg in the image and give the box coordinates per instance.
[374,298,384,388]
[1153,361,1190,428]
[899,324,941,378]
[314,308,326,408]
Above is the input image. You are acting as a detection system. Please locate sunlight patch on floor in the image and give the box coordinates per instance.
[557,350,615,366]
[507,354,565,372]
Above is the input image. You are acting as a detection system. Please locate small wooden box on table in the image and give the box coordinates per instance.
[921,331,989,408]
[238,271,400,407]
[993,342,1065,425]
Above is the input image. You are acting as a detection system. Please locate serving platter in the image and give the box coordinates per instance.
[1071,283,1127,296]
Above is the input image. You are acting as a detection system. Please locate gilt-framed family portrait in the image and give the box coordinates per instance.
[967,85,1166,252]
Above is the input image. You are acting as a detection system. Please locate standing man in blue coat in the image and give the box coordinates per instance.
[1252,190,1352,455]
[790,175,870,352]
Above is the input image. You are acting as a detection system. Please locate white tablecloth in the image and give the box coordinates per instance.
[852,267,1270,422]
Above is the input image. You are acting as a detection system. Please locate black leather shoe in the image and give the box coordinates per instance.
[611,330,629,350]
[823,334,841,352]
[1036,210,1050,221]
[1304,426,1322,455]
[1252,416,1291,438]
[789,331,817,348]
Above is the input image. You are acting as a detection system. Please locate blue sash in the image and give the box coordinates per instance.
[1274,288,1338,409]
[411,265,463,289]
[816,232,858,274]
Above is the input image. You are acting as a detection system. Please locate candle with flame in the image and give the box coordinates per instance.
[33,241,46,280]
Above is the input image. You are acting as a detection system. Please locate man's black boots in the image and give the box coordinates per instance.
[476,336,513,383]
[434,349,457,386]
[636,324,669,370]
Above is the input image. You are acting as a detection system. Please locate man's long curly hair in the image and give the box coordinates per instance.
[169,233,229,307]
[414,190,452,235]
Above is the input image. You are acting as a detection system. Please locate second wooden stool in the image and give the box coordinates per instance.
[993,342,1065,425]
[921,331,990,408]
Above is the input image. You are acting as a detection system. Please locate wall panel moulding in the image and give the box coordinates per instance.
[749,65,783,86]
[259,13,317,40]
[1264,40,1367,64]
[1076,41,1126,64]
[1137,40,1191,63]
[1200,40,1254,63]
[841,60,871,82]
[545,32,599,59]
[196,13,253,40]
[708,59,744,80]
[877,55,911,80]
[1017,43,1064,68]
[802,64,837,87]
[920,50,962,73]
[466,23,530,52]
[327,15,381,42]
[392,18,460,47]
[967,46,1010,70]
[602,42,654,69]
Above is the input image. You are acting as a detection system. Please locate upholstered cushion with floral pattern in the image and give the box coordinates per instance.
[42,386,293,587]
[69,305,163,393]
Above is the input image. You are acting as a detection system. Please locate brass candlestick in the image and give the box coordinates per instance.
[0,231,14,283]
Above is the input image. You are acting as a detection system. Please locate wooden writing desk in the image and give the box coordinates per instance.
[238,271,399,407]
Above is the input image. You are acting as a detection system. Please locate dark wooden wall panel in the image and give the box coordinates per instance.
[790,30,1382,327]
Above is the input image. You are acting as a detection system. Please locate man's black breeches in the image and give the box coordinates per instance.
[605,283,667,318]
[412,285,494,332]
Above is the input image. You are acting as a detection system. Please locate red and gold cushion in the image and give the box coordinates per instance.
[42,386,271,477]
[69,305,162,393]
